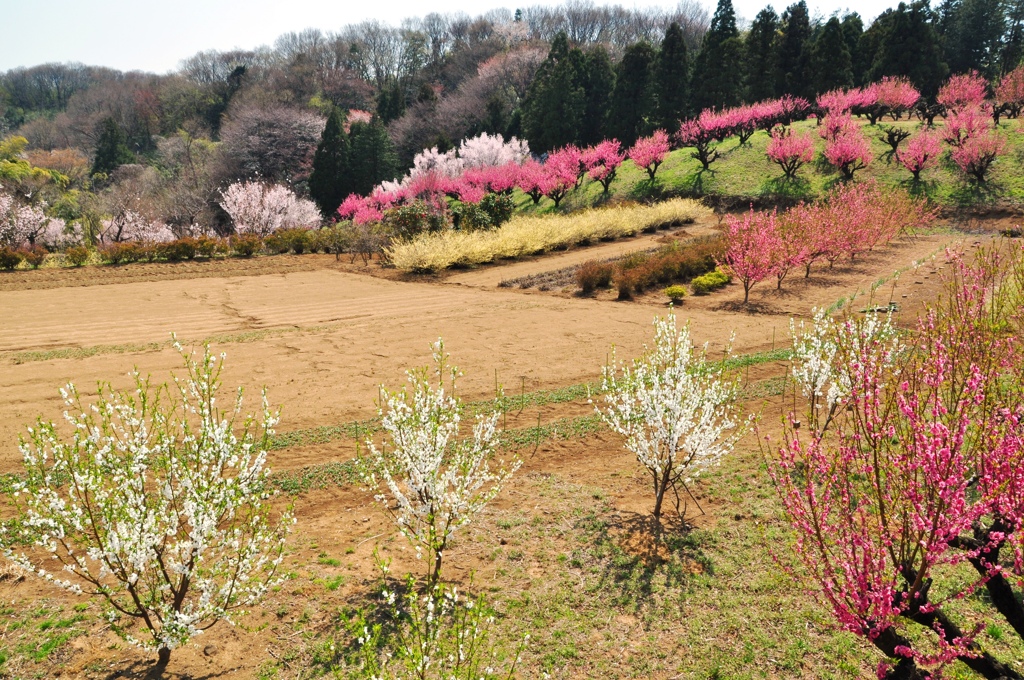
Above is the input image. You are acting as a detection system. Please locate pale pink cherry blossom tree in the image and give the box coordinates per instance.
[722,207,782,303]
[220,181,322,236]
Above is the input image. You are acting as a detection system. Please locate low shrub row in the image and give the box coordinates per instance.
[574,235,725,300]
[690,269,731,295]
[387,199,712,272]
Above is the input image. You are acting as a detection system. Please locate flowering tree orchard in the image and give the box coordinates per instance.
[3,343,293,667]
[597,314,740,526]
[361,340,521,586]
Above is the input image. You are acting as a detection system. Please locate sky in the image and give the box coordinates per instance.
[0,0,893,74]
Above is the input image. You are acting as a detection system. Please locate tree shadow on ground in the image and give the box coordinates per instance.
[572,508,713,614]
[712,299,785,314]
[103,660,234,680]
[758,175,813,200]
[628,178,666,201]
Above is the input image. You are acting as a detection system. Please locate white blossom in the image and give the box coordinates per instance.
[3,341,292,661]
[597,314,740,523]
[220,180,321,236]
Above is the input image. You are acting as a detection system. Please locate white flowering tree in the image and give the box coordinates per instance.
[2,342,293,667]
[361,340,521,586]
[0,191,68,248]
[598,314,741,525]
[220,180,321,236]
[790,308,903,434]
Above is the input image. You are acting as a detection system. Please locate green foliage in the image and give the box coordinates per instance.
[347,117,399,196]
[655,22,691,129]
[580,47,615,146]
[309,108,351,216]
[664,284,688,301]
[91,118,134,176]
[451,202,493,231]
[775,1,813,99]
[607,42,657,146]
[744,8,781,102]
[478,193,515,228]
[158,238,198,262]
[522,33,590,152]
[382,201,448,239]
[868,0,948,97]
[809,17,855,95]
[21,245,46,268]
[690,269,731,295]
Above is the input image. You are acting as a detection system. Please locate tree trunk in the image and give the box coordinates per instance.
[157,647,171,667]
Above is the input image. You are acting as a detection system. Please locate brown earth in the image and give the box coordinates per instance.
[0,226,990,679]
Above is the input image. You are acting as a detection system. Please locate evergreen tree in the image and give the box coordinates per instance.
[808,17,855,95]
[841,13,867,84]
[775,1,813,98]
[655,22,690,130]
[1001,0,1024,74]
[745,8,781,101]
[91,117,134,176]
[858,9,897,83]
[347,116,399,196]
[607,42,656,145]
[870,1,949,97]
[522,32,588,152]
[580,47,615,145]
[308,108,350,217]
[376,81,406,124]
[690,0,744,111]
[937,0,1006,78]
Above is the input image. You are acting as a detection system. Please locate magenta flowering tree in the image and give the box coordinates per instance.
[766,126,815,179]
[874,76,921,120]
[943,106,990,148]
[627,130,671,181]
[769,250,1024,679]
[722,208,781,303]
[515,160,551,205]
[818,110,856,143]
[896,131,942,181]
[582,139,625,194]
[546,145,585,191]
[824,129,872,180]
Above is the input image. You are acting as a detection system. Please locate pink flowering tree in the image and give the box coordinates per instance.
[515,160,552,204]
[951,130,1006,183]
[824,129,872,180]
[0,194,69,249]
[996,64,1024,119]
[769,250,1024,679]
[874,76,920,120]
[678,113,724,171]
[943,106,990,148]
[582,140,625,194]
[544,146,584,204]
[766,126,815,179]
[627,130,671,181]
[722,208,781,303]
[818,110,856,142]
[896,131,942,181]
[938,71,989,113]
[220,181,322,236]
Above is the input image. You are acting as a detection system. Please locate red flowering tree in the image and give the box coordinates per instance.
[627,131,671,181]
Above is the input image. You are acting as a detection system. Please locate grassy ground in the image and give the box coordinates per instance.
[514,118,1024,214]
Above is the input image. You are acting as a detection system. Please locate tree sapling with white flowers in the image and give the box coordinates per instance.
[360,340,521,586]
[2,343,293,667]
[597,314,741,526]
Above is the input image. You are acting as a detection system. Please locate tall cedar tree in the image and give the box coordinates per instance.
[1002,0,1024,73]
[607,42,657,146]
[308,108,350,217]
[376,81,406,124]
[347,116,399,196]
[745,8,781,101]
[91,117,135,176]
[841,14,868,85]
[522,32,588,152]
[690,0,744,111]
[775,1,813,99]
[580,47,615,146]
[808,17,855,95]
[870,0,949,97]
[937,0,1006,78]
[655,22,690,130]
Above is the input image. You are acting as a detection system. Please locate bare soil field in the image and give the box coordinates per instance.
[0,226,996,679]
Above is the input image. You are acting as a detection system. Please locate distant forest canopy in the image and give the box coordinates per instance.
[0,0,1021,230]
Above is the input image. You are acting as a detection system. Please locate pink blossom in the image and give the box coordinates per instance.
[938,71,988,112]
[824,129,872,180]
[582,139,625,193]
[951,130,1005,183]
[722,208,782,303]
[627,130,671,180]
[896,131,942,181]
[766,126,815,179]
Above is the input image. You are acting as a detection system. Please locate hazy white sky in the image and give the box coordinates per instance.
[0,0,891,73]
